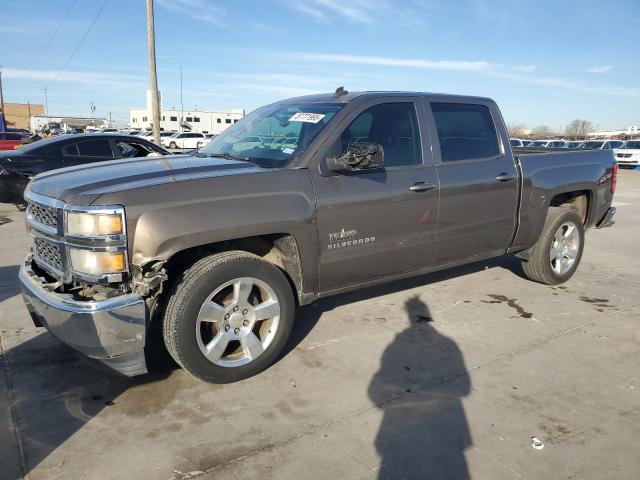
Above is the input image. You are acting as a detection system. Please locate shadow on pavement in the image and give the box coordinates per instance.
[3,321,178,477]
[369,295,471,479]
[0,265,20,304]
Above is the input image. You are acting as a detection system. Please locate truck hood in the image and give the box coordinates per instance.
[27,154,267,205]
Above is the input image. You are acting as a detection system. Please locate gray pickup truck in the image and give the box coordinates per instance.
[19,91,617,383]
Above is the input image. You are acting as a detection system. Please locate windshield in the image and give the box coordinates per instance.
[623,141,640,149]
[580,141,604,149]
[199,102,344,168]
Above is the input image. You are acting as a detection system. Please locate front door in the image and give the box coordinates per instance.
[311,100,440,292]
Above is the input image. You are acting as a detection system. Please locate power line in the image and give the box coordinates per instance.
[25,0,79,70]
[44,0,109,91]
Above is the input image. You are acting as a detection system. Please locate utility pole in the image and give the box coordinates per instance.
[0,69,5,114]
[146,0,161,145]
[180,65,184,133]
[44,88,49,120]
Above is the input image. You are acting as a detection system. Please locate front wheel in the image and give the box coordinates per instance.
[169,141,177,149]
[162,251,295,383]
[521,207,584,285]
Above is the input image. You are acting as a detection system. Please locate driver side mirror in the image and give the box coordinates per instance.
[327,142,384,174]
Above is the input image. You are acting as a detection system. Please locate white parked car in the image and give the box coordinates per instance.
[614,140,640,168]
[547,140,567,148]
[528,140,553,148]
[579,140,625,150]
[161,132,206,149]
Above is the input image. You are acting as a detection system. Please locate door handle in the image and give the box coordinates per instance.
[495,172,516,182]
[409,182,437,192]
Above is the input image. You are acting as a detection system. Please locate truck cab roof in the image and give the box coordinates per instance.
[280,91,494,105]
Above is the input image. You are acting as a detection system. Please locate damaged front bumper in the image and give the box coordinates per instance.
[19,257,149,376]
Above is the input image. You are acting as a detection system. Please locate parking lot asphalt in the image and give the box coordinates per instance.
[1,171,639,480]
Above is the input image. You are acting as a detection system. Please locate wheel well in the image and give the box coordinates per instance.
[164,234,304,304]
[549,190,590,224]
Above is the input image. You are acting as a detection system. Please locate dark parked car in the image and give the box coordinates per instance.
[0,134,170,200]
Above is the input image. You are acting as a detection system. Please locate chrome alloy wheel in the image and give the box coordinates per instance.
[195,277,281,367]
[549,221,580,276]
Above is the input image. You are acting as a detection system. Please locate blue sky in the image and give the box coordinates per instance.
[1,0,639,129]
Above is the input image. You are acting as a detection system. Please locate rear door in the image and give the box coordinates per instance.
[62,138,115,166]
[425,99,518,264]
[311,98,440,292]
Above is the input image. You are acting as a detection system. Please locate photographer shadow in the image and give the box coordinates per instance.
[368,295,472,479]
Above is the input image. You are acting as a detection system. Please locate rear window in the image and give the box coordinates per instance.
[432,103,500,162]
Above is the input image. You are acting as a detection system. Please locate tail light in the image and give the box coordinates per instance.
[611,162,618,193]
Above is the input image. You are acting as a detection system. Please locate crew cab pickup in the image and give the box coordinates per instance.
[19,91,617,383]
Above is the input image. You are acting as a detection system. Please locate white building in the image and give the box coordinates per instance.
[31,115,106,131]
[129,90,244,134]
[128,107,244,134]
[588,126,639,139]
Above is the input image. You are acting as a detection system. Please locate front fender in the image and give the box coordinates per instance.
[96,169,319,296]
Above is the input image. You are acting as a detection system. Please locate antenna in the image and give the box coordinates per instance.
[334,86,348,98]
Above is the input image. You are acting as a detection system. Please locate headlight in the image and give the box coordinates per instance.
[66,209,124,237]
[69,249,127,275]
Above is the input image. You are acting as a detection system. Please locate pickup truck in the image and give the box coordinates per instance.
[18,91,617,383]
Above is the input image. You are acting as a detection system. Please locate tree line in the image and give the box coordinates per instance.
[508,119,594,139]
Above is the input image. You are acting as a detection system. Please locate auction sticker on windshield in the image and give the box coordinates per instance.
[289,112,326,123]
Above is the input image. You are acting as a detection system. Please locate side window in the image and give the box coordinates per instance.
[432,103,500,162]
[62,144,79,156]
[339,102,422,168]
[115,141,152,158]
[76,140,113,157]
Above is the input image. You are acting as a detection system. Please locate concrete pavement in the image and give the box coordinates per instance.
[1,171,639,480]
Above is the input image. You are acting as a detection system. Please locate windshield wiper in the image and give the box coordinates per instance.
[199,152,251,162]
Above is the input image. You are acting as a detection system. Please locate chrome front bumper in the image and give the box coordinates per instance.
[19,258,149,376]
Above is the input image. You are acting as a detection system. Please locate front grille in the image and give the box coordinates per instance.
[27,201,59,228]
[34,238,63,272]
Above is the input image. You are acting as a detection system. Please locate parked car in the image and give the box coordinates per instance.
[579,141,606,150]
[510,138,524,147]
[0,134,171,200]
[7,128,32,135]
[161,132,206,149]
[547,140,567,148]
[18,91,616,383]
[0,132,29,150]
[528,140,552,148]
[602,140,625,150]
[564,141,584,149]
[614,140,640,168]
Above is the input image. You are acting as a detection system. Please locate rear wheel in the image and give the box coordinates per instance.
[169,141,177,149]
[162,251,295,383]
[521,207,584,285]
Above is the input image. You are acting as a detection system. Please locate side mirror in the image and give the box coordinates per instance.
[327,142,384,174]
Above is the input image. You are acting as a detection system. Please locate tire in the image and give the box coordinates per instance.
[169,141,177,149]
[162,251,295,383]
[196,141,203,148]
[521,207,584,285]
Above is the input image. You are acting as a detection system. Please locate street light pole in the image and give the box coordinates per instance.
[145,0,161,145]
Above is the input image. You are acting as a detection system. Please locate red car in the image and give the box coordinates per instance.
[0,132,29,150]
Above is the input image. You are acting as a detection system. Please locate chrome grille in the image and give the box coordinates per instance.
[27,201,59,228]
[33,238,63,272]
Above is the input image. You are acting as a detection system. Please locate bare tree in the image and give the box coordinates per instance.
[564,119,594,139]
[532,125,554,137]
[507,123,528,137]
